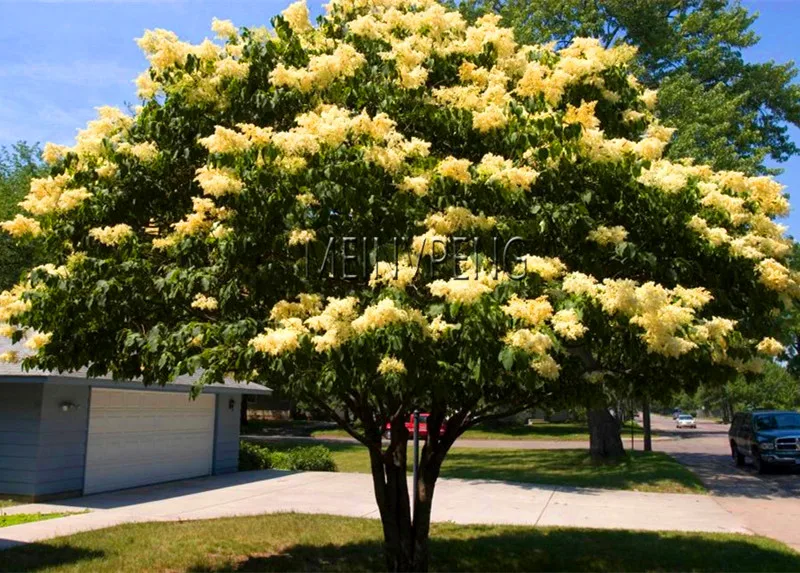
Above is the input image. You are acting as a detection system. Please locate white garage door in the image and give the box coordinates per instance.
[84,388,216,495]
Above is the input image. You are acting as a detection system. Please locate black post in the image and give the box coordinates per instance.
[630,399,635,451]
[412,409,420,519]
[642,396,652,452]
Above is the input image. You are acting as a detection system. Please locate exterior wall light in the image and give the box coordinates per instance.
[60,401,79,412]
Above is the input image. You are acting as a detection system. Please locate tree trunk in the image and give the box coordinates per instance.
[642,397,652,452]
[365,418,449,572]
[588,407,625,461]
[410,448,444,572]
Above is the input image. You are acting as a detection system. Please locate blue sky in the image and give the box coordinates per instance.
[2,0,799,235]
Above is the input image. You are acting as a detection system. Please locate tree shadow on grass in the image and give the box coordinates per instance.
[0,543,104,572]
[192,526,800,572]
[440,450,705,492]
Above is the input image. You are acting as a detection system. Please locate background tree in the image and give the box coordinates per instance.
[1,1,795,570]
[458,0,800,175]
[0,142,45,291]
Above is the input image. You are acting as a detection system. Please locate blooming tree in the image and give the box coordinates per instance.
[1,0,796,569]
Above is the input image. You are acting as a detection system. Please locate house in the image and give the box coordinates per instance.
[0,338,270,501]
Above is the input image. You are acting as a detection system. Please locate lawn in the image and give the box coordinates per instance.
[263,441,704,493]
[0,498,21,509]
[1,513,797,572]
[0,512,74,528]
[311,420,651,441]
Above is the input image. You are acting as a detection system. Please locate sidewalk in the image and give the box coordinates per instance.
[1,470,748,551]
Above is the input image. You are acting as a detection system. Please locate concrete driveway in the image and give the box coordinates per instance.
[0,469,747,551]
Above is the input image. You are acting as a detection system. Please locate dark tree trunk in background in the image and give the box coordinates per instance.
[588,407,625,461]
[642,397,652,452]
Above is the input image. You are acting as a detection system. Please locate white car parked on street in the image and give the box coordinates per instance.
[676,414,697,429]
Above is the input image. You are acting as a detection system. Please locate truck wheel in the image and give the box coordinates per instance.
[731,443,745,466]
[752,450,770,474]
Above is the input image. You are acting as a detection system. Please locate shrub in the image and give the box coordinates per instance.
[239,441,273,471]
[239,442,337,472]
[285,445,337,472]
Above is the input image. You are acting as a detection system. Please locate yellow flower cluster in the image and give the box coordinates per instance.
[249,318,308,355]
[756,258,800,297]
[563,100,600,130]
[194,166,243,197]
[0,285,31,323]
[428,268,505,304]
[288,229,316,246]
[191,293,219,311]
[351,298,424,334]
[369,260,418,290]
[587,225,628,246]
[153,197,228,248]
[423,207,496,234]
[270,43,365,93]
[561,273,723,357]
[117,141,159,163]
[505,328,552,354]
[502,294,553,326]
[377,355,406,375]
[20,175,91,215]
[282,1,313,34]
[198,126,252,154]
[514,255,567,281]
[756,337,783,357]
[270,294,323,321]
[304,296,359,352]
[412,230,447,258]
[397,175,430,196]
[476,153,539,192]
[551,309,586,340]
[1,215,42,238]
[637,160,690,193]
[42,142,69,165]
[436,156,472,184]
[428,315,458,339]
[531,354,561,380]
[24,332,52,351]
[89,224,134,246]
[0,351,18,364]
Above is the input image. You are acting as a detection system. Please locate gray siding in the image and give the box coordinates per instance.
[213,394,241,474]
[0,383,43,495]
[35,384,90,496]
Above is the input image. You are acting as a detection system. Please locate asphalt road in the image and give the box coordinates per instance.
[650,414,800,497]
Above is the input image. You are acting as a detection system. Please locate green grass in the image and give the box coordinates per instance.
[312,420,652,441]
[264,441,704,493]
[0,513,796,572]
[0,513,73,528]
[0,498,21,509]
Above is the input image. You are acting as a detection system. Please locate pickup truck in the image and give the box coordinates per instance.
[384,413,446,439]
[729,410,800,473]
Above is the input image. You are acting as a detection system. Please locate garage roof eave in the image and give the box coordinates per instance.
[0,372,272,395]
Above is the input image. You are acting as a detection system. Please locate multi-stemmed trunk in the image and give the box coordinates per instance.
[367,421,449,571]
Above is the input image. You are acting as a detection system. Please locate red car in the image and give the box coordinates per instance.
[384,413,446,439]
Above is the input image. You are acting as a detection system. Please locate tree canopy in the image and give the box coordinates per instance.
[0,0,796,569]
[458,0,800,175]
[0,142,45,291]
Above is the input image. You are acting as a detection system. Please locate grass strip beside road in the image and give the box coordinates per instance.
[0,513,796,572]
[264,441,704,494]
[0,513,74,528]
[311,420,651,441]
